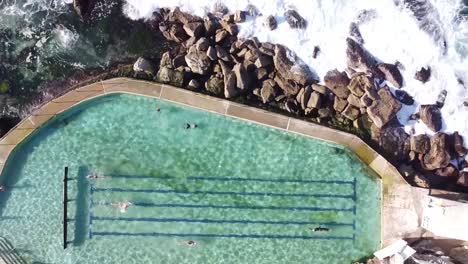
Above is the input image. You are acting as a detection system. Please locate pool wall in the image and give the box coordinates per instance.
[0,78,415,247]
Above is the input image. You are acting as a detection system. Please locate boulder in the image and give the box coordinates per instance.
[415,66,431,83]
[451,131,468,157]
[422,133,451,171]
[434,164,458,178]
[333,97,348,113]
[187,79,201,90]
[360,94,373,107]
[220,21,238,35]
[414,173,430,188]
[261,79,278,104]
[312,46,320,59]
[219,61,238,98]
[207,46,217,60]
[215,45,230,61]
[378,63,403,88]
[185,46,211,75]
[73,0,92,19]
[172,54,186,68]
[346,37,378,75]
[255,55,273,68]
[274,75,300,97]
[349,22,364,44]
[307,92,322,109]
[324,69,350,99]
[234,10,246,23]
[167,23,189,43]
[285,98,300,115]
[215,29,228,43]
[183,22,204,38]
[342,105,360,120]
[347,94,361,108]
[233,63,251,90]
[195,37,210,52]
[205,75,224,95]
[457,172,468,187]
[133,57,155,75]
[264,15,277,30]
[255,68,268,81]
[168,7,202,24]
[204,18,218,36]
[311,84,329,95]
[284,10,307,29]
[449,246,468,264]
[155,67,186,87]
[296,87,311,110]
[348,74,372,97]
[419,104,442,132]
[318,108,332,119]
[367,88,402,128]
[394,90,414,105]
[160,51,172,68]
[410,134,431,154]
[378,127,410,161]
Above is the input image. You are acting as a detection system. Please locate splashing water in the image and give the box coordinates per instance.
[123,0,468,145]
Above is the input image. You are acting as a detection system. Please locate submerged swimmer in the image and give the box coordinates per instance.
[111,202,132,213]
[178,240,196,247]
[0,185,6,192]
[86,173,106,180]
[184,123,198,129]
[310,227,330,232]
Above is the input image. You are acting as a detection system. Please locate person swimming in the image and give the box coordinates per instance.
[111,202,132,213]
[184,123,198,129]
[86,173,106,180]
[0,185,6,192]
[178,240,196,247]
[156,107,161,112]
[310,227,330,232]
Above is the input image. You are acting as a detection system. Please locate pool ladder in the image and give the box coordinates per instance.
[0,237,26,264]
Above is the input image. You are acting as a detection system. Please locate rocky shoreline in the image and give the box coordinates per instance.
[131,6,468,192]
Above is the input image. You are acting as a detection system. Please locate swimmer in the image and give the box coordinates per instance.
[111,202,132,213]
[86,173,105,180]
[310,227,330,232]
[0,185,6,192]
[156,107,161,112]
[184,123,198,129]
[178,240,196,247]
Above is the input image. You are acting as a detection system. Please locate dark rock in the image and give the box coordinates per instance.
[219,61,238,98]
[296,86,312,110]
[215,30,229,43]
[285,98,300,115]
[222,14,234,23]
[234,10,246,23]
[172,55,187,68]
[133,57,155,75]
[360,94,373,107]
[163,23,190,43]
[204,17,219,36]
[187,79,201,90]
[414,173,431,188]
[274,75,300,97]
[255,55,273,68]
[457,172,468,187]
[312,46,320,59]
[349,22,364,44]
[183,36,197,48]
[195,37,210,52]
[348,75,372,97]
[342,105,360,120]
[261,79,278,104]
[255,68,268,81]
[436,89,447,108]
[415,66,431,83]
[324,69,350,99]
[264,15,277,30]
[318,108,332,119]
[422,133,451,171]
[395,90,414,105]
[410,134,431,154]
[220,21,238,35]
[73,0,93,19]
[378,63,404,88]
[284,10,307,29]
[367,88,402,128]
[155,67,186,87]
[168,7,202,24]
[378,127,411,161]
[435,164,458,178]
[205,75,224,95]
[398,164,416,178]
[183,22,204,38]
[215,45,230,62]
[419,104,442,132]
[185,46,211,75]
[451,131,467,157]
[207,46,218,61]
[233,63,251,90]
[260,43,275,56]
[346,37,378,74]
[333,97,348,113]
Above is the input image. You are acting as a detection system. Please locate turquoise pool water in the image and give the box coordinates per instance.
[0,93,380,264]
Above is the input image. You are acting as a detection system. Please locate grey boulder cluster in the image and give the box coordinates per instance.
[132,5,468,191]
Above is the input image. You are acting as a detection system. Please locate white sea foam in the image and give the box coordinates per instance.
[123,0,468,147]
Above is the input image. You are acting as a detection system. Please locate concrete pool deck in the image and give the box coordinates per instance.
[0,78,466,247]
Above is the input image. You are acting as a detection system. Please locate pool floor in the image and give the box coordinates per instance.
[0,94,380,264]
